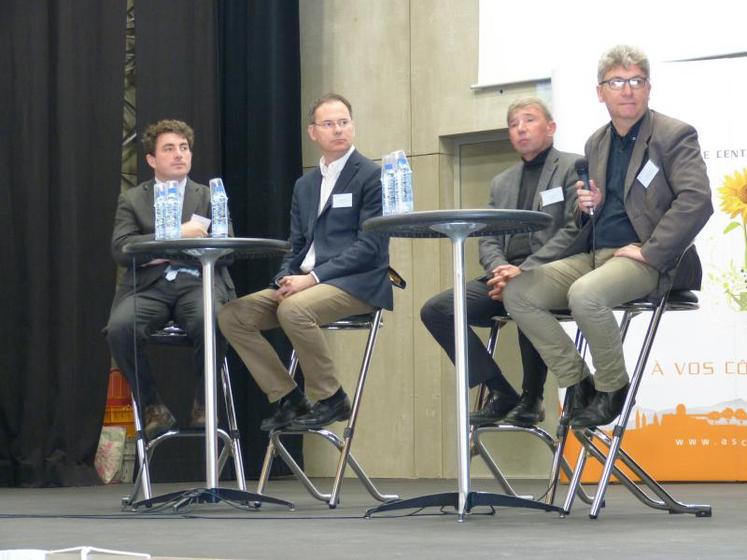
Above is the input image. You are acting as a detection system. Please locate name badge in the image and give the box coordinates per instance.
[540,186,564,206]
[637,160,659,189]
[332,193,353,208]
[191,214,211,228]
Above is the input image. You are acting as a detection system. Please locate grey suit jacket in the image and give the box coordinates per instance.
[563,110,713,296]
[110,178,235,309]
[274,149,392,310]
[478,146,582,274]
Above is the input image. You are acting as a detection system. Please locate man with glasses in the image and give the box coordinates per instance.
[503,45,713,428]
[218,93,392,431]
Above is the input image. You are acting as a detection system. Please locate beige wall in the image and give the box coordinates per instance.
[298,0,558,479]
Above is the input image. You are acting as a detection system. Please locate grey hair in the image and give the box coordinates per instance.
[597,45,650,83]
[506,96,553,124]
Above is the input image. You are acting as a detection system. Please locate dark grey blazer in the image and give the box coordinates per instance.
[110,178,235,309]
[274,149,392,311]
[478,146,582,274]
[563,110,713,295]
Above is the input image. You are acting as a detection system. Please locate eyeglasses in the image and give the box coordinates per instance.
[313,119,352,130]
[599,77,648,90]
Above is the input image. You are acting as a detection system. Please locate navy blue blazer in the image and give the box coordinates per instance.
[274,149,393,310]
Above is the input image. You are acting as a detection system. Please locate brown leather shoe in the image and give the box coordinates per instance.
[143,403,176,440]
[189,401,205,429]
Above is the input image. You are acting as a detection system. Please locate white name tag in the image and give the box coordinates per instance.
[540,186,564,206]
[191,213,211,228]
[637,160,659,189]
[332,193,353,208]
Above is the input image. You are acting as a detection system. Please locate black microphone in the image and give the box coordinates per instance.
[574,158,594,216]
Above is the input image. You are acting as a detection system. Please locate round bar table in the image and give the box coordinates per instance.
[362,209,564,521]
[123,237,293,511]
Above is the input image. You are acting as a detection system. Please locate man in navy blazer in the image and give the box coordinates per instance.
[219,93,391,431]
[106,120,235,440]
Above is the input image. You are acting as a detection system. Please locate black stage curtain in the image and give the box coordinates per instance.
[0,1,126,486]
[136,0,302,481]
[218,0,303,478]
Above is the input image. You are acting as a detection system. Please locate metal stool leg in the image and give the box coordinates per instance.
[256,351,300,495]
[329,309,382,507]
[256,439,276,498]
[588,297,666,519]
[122,396,153,507]
[220,357,247,491]
[257,311,398,507]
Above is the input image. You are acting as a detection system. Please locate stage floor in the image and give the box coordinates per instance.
[0,478,744,559]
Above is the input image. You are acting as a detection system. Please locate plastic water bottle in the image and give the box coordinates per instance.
[209,178,229,238]
[381,154,396,215]
[164,181,181,239]
[153,182,167,240]
[394,150,413,213]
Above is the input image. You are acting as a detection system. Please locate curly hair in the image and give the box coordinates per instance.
[142,119,194,155]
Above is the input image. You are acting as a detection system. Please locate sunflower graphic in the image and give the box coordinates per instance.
[716,168,747,311]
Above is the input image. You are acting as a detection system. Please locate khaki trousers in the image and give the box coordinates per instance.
[503,248,659,391]
[218,283,374,402]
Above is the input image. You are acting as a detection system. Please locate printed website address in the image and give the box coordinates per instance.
[674,438,747,447]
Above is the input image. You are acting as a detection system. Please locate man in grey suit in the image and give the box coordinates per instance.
[421,97,580,427]
[106,119,235,439]
[504,45,713,428]
[218,93,392,432]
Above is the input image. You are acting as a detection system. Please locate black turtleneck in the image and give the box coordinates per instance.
[506,145,552,264]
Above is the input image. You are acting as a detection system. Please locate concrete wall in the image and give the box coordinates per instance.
[298,0,558,479]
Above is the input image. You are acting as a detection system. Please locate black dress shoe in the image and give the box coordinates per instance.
[290,395,352,430]
[260,395,312,432]
[571,382,630,428]
[469,390,519,427]
[503,392,545,427]
[143,403,177,440]
[560,376,597,425]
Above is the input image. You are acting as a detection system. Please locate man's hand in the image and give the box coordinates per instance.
[486,264,522,300]
[272,274,318,302]
[614,244,648,264]
[180,219,208,238]
[576,179,602,214]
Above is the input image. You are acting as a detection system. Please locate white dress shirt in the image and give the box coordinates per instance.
[299,145,356,279]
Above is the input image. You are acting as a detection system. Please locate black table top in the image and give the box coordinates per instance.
[363,209,552,239]
[123,237,290,260]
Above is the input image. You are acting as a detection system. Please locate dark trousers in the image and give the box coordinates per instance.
[106,273,229,407]
[420,277,547,399]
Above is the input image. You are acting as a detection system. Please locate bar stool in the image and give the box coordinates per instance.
[562,289,712,519]
[121,322,247,508]
[471,312,595,507]
[256,269,405,508]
